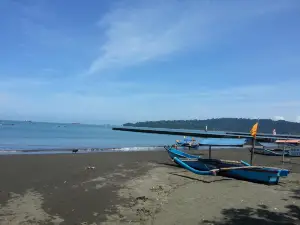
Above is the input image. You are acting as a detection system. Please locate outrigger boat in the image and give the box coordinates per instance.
[253,147,300,157]
[175,136,199,148]
[253,139,300,157]
[165,147,289,185]
[253,147,289,156]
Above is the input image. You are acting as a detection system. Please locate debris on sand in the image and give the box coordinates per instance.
[85,166,96,170]
[150,185,164,192]
[136,207,152,217]
[135,196,148,202]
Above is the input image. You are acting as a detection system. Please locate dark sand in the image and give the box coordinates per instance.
[0,148,300,225]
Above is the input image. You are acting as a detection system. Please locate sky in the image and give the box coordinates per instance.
[0,0,300,124]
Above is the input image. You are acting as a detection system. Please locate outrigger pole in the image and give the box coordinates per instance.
[282,136,289,166]
[250,119,259,166]
[250,138,255,166]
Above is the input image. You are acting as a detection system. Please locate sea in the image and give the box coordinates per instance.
[0,120,200,155]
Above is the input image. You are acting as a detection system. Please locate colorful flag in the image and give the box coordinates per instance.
[250,122,259,138]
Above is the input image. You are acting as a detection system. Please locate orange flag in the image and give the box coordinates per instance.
[250,122,259,138]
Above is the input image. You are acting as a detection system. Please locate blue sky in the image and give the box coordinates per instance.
[0,0,300,124]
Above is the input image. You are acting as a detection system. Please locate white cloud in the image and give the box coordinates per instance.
[88,0,295,74]
[273,116,285,121]
[296,116,300,123]
[1,78,300,123]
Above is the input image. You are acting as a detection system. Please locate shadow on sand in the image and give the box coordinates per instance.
[291,189,300,200]
[202,186,300,225]
[201,204,300,225]
[169,172,232,183]
[156,162,181,168]
[161,162,279,186]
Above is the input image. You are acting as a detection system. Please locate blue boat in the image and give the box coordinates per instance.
[164,147,289,184]
[164,146,201,159]
[253,147,300,157]
[173,157,289,184]
[252,148,288,156]
[175,137,199,148]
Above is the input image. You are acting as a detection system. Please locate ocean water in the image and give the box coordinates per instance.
[0,120,190,154]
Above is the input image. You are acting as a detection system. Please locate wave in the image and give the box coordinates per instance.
[0,146,166,155]
[0,145,239,155]
[101,146,164,152]
[0,150,17,153]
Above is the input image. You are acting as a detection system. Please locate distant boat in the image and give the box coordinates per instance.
[253,147,300,157]
[175,136,199,148]
[253,139,300,157]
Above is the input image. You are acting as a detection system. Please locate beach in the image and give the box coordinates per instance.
[0,148,300,225]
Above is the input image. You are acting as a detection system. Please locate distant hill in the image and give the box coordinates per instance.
[123,118,300,134]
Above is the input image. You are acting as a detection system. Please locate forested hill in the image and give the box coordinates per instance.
[123,118,300,134]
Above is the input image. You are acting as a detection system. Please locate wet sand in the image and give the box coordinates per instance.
[0,148,300,225]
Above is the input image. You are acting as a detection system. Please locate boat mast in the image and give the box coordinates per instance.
[250,119,259,166]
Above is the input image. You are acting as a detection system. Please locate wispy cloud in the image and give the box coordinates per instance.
[88,0,295,74]
[1,77,300,123]
[1,0,299,123]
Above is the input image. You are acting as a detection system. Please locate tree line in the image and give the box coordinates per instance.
[123,118,300,134]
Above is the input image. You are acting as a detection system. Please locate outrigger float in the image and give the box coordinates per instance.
[253,139,300,157]
[165,147,289,185]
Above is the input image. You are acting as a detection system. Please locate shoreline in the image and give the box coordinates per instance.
[0,145,244,155]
